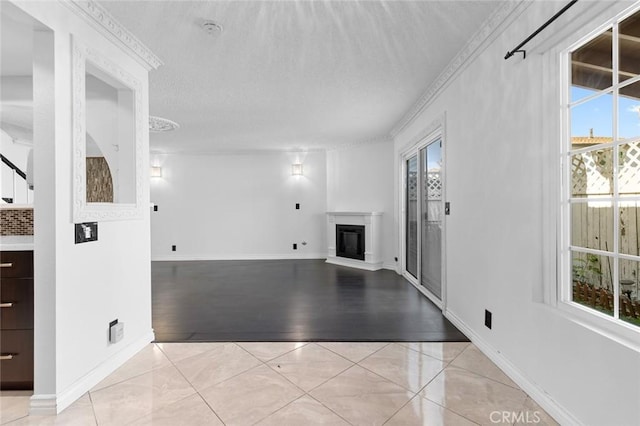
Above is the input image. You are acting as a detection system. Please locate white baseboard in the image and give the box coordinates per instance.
[29,330,154,415]
[325,256,383,271]
[444,310,580,426]
[28,394,57,416]
[151,253,326,261]
[382,261,397,270]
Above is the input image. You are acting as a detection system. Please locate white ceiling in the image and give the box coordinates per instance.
[102,1,504,153]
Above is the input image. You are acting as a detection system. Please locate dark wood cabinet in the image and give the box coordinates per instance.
[0,250,34,390]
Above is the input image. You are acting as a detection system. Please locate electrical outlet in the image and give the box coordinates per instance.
[109,319,124,344]
[153,205,158,212]
[172,245,176,252]
[485,310,492,329]
[394,257,398,262]
[293,243,297,250]
[295,203,300,210]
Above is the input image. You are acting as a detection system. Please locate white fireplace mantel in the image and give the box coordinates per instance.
[326,211,383,271]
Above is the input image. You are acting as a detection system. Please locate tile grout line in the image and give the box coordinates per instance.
[241,342,389,426]
[420,393,482,426]
[316,341,391,364]
[0,400,30,426]
[353,344,446,395]
[155,342,228,426]
[266,343,360,394]
[347,342,476,423]
[86,391,100,426]
[234,341,310,363]
[302,392,356,426]
[416,350,527,426]
[166,342,263,392]
[89,344,172,395]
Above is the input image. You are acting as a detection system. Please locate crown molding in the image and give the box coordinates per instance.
[390,0,530,138]
[62,0,163,71]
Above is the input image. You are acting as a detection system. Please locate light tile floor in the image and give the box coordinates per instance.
[0,342,559,425]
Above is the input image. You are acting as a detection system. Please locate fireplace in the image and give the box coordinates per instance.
[336,224,365,261]
[326,212,383,271]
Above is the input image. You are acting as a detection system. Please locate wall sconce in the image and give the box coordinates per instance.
[291,163,303,176]
[150,166,162,178]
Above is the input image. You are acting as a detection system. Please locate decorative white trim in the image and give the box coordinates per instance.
[445,310,580,426]
[71,37,146,222]
[29,330,154,415]
[398,113,446,156]
[390,0,528,137]
[63,0,162,71]
[152,253,327,262]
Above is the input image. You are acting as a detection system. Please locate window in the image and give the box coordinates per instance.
[564,7,640,332]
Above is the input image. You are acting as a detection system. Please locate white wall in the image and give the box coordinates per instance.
[326,141,395,268]
[150,151,327,260]
[393,2,640,425]
[10,1,154,413]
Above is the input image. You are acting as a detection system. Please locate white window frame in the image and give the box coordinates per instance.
[556,2,640,350]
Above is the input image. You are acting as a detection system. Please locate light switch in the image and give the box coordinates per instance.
[75,222,98,244]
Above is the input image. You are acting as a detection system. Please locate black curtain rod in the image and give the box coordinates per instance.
[504,0,579,60]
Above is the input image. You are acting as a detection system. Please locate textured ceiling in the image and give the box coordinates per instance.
[100,1,502,153]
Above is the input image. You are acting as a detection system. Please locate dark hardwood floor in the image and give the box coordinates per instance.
[151,259,468,342]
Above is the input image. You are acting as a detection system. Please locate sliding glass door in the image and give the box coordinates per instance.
[404,137,444,303]
[420,140,442,299]
[406,155,418,278]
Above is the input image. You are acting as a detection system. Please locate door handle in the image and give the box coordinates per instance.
[0,263,13,268]
[0,302,13,308]
[0,354,15,360]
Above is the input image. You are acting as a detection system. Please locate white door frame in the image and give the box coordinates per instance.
[399,119,447,313]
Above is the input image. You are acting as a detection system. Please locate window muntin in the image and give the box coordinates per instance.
[566,9,640,331]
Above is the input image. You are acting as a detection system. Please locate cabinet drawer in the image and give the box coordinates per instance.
[0,278,34,330]
[0,330,33,390]
[0,251,33,278]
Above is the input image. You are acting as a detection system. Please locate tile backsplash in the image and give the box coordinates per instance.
[0,208,34,236]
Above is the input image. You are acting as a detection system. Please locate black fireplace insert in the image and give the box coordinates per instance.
[336,224,365,261]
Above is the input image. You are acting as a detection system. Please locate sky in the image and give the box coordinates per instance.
[571,86,640,140]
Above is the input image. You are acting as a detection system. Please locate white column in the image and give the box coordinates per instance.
[32,28,58,408]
